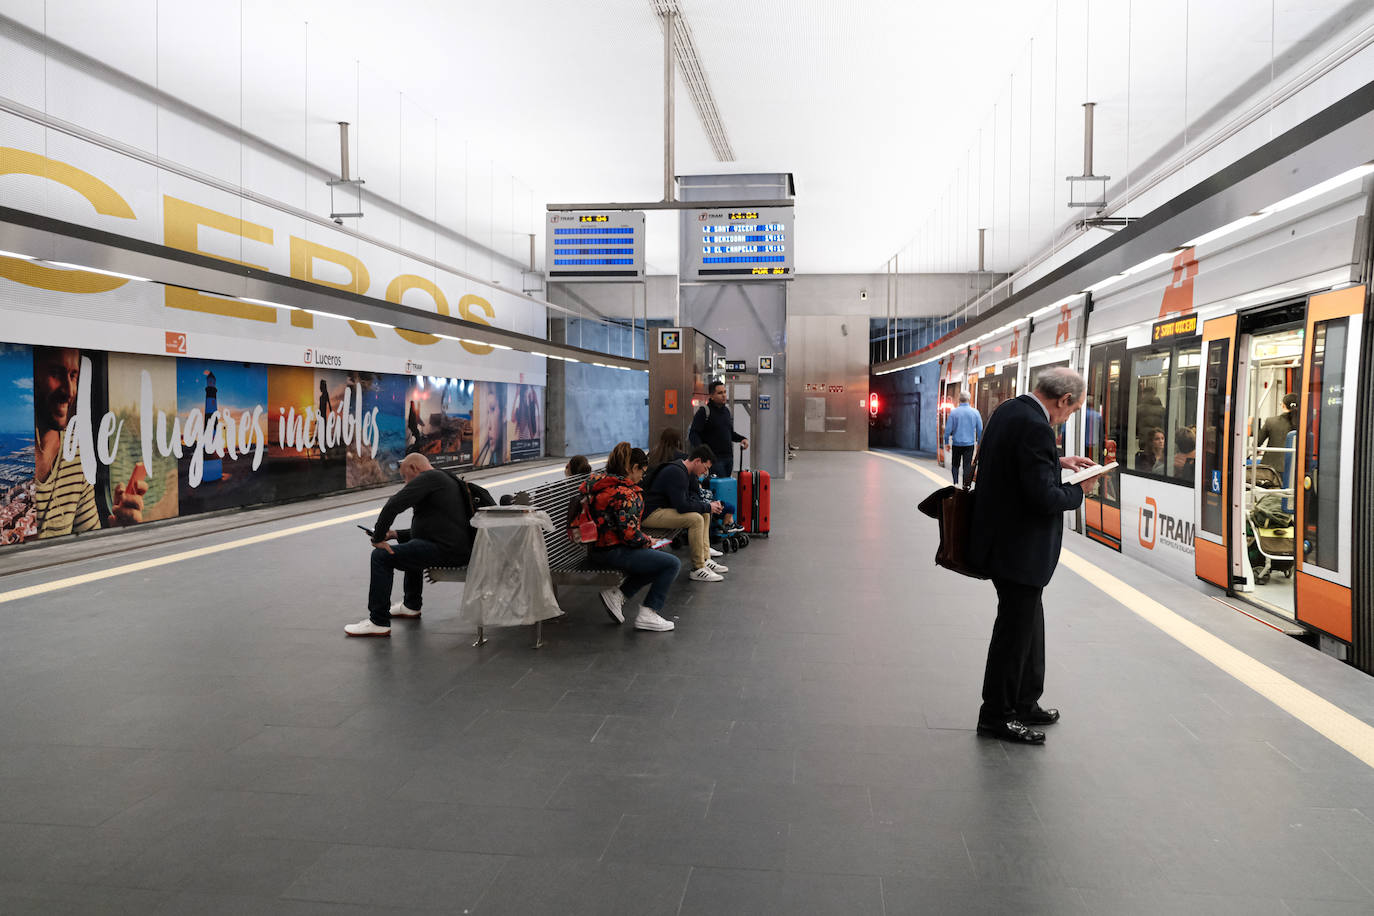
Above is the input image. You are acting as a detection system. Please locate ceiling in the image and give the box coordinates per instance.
[6,0,1371,283]
[235,0,1051,275]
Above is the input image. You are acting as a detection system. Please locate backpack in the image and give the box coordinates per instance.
[565,476,599,544]
[447,472,496,541]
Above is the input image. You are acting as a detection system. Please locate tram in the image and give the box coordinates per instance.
[927,166,1374,667]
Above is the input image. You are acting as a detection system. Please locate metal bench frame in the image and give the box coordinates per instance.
[426,474,684,647]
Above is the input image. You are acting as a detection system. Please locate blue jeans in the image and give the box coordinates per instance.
[368,538,461,624]
[712,453,733,479]
[591,545,681,611]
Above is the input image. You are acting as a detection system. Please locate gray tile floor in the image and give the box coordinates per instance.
[1,451,1374,913]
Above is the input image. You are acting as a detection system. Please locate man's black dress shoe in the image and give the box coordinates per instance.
[1025,706,1060,725]
[976,719,1046,744]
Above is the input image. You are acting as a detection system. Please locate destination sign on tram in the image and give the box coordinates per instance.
[1152,313,1199,343]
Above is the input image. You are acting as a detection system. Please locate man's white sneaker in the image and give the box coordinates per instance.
[708,546,724,558]
[599,587,626,624]
[689,566,724,582]
[634,607,675,631]
[389,601,421,618]
[705,558,729,574]
[344,618,391,637]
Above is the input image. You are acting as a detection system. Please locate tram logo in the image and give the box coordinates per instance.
[1139,496,1195,553]
[164,332,187,355]
[1139,497,1158,549]
[1159,247,1198,318]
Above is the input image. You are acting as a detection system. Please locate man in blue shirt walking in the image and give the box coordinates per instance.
[945,391,983,486]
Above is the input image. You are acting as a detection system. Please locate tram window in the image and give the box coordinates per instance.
[1304,318,1347,570]
[1200,339,1231,536]
[1086,341,1125,502]
[1124,343,1201,484]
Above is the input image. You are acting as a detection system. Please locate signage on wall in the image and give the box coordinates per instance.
[1151,313,1199,343]
[758,395,771,410]
[664,389,678,415]
[658,328,682,353]
[164,332,187,355]
[724,359,747,372]
[758,356,773,374]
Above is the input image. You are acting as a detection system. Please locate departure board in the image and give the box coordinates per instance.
[685,206,793,280]
[545,210,645,280]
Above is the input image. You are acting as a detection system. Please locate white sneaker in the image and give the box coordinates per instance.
[599,587,626,624]
[634,607,675,631]
[708,546,724,558]
[389,601,421,618]
[344,618,391,637]
[689,567,724,582]
[705,558,729,574]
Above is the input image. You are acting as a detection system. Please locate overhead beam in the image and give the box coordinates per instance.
[547,199,793,212]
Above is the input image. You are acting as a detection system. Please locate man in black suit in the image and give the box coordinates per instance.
[970,367,1096,744]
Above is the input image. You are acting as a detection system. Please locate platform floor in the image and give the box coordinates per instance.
[2,451,1374,914]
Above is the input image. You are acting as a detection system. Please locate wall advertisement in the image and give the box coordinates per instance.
[2,339,542,551]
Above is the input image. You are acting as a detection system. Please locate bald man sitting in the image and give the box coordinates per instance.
[346,454,474,637]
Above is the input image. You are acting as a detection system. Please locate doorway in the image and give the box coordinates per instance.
[1232,323,1304,618]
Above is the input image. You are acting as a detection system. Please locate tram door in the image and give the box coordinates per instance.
[1195,316,1237,589]
[1084,341,1125,549]
[1292,286,1363,644]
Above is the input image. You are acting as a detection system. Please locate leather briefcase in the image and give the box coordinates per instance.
[917,485,989,579]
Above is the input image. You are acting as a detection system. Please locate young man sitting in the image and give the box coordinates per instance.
[642,445,730,582]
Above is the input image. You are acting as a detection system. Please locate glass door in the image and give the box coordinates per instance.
[1294,286,1364,644]
[1084,340,1125,550]
[1195,315,1237,589]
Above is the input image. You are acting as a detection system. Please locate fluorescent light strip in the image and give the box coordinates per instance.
[1259,163,1374,217]
[303,308,349,320]
[1183,214,1266,249]
[1119,249,1181,278]
[44,261,150,283]
[356,319,395,328]
[0,250,34,260]
[240,297,291,309]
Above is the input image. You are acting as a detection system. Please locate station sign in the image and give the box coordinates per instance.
[1151,313,1199,344]
[684,206,793,281]
[545,210,645,280]
[723,359,747,372]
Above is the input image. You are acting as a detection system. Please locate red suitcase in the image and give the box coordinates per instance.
[737,469,770,536]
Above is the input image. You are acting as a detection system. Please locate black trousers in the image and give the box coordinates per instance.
[950,445,975,485]
[979,578,1046,724]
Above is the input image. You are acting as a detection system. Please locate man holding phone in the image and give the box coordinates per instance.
[642,445,728,583]
[345,453,472,637]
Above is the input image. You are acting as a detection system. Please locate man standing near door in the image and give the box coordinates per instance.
[689,380,747,478]
[944,391,983,487]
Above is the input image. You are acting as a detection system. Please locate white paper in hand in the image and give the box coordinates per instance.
[1062,461,1118,485]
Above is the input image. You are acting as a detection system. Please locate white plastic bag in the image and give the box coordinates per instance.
[459,508,564,628]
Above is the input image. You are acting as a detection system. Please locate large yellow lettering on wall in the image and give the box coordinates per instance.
[163,196,278,322]
[458,294,494,355]
[0,148,136,293]
[290,238,375,336]
[386,275,447,346]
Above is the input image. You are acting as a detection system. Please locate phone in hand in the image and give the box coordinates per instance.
[125,462,147,494]
[358,525,377,539]
[650,537,671,550]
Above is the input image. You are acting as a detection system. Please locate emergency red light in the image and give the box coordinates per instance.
[868,393,879,417]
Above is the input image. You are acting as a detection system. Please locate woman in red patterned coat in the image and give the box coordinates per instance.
[581,442,681,632]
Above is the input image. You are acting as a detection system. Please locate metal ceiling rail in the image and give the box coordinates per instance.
[0,206,648,371]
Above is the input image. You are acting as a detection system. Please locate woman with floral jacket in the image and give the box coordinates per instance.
[582,442,681,632]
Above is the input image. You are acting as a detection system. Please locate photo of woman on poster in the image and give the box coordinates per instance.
[508,384,543,461]
[476,383,506,468]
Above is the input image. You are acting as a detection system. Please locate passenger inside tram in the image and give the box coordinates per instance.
[1134,427,1166,474]
[1173,427,1196,480]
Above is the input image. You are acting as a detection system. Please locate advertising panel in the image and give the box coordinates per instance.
[0,343,35,545]
[1120,474,1196,582]
[473,381,507,468]
[508,384,543,462]
[406,376,473,467]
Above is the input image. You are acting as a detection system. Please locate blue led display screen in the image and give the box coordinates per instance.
[686,205,793,279]
[545,211,645,279]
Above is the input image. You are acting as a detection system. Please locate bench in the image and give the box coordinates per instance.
[426,473,685,647]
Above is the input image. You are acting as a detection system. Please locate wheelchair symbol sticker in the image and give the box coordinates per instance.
[1210,470,1221,493]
